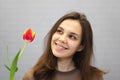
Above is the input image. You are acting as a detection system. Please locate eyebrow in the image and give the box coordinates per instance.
[57,26,64,30]
[58,26,80,38]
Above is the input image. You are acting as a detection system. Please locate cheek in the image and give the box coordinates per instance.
[52,34,57,41]
[69,41,80,50]
[51,34,59,45]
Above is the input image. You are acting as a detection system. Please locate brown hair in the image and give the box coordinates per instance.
[33,12,104,80]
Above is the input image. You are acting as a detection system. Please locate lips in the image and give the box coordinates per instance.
[54,42,68,51]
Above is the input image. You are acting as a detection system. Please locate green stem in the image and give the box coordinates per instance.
[18,41,29,60]
[10,72,14,80]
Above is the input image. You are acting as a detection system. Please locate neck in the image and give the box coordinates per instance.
[56,58,75,72]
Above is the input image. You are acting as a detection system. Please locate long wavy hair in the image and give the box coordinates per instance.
[33,12,104,80]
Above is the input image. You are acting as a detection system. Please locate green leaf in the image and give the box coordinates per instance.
[4,64,10,71]
[6,46,11,66]
[10,49,21,80]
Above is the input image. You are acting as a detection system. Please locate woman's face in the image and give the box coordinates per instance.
[51,19,83,59]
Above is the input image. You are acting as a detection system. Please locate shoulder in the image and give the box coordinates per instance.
[22,69,34,80]
[90,66,105,75]
[89,66,105,80]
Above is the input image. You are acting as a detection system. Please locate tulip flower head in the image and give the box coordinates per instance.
[23,28,35,42]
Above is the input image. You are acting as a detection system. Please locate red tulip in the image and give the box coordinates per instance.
[5,27,36,80]
[23,28,35,42]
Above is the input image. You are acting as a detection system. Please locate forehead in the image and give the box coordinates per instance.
[59,19,82,35]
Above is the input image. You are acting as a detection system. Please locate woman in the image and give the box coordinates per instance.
[23,11,105,80]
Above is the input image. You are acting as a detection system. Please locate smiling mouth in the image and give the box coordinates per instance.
[55,42,68,50]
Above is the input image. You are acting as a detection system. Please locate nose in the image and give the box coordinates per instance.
[59,34,67,44]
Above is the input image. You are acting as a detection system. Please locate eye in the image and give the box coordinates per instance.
[56,28,63,34]
[69,34,77,40]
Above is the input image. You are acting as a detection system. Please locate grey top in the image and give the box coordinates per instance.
[52,69,81,80]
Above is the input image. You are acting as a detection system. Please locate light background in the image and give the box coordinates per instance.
[0,0,120,80]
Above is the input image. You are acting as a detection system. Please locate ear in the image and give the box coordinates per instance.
[77,45,84,52]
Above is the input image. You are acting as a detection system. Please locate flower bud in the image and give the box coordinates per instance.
[23,28,35,42]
